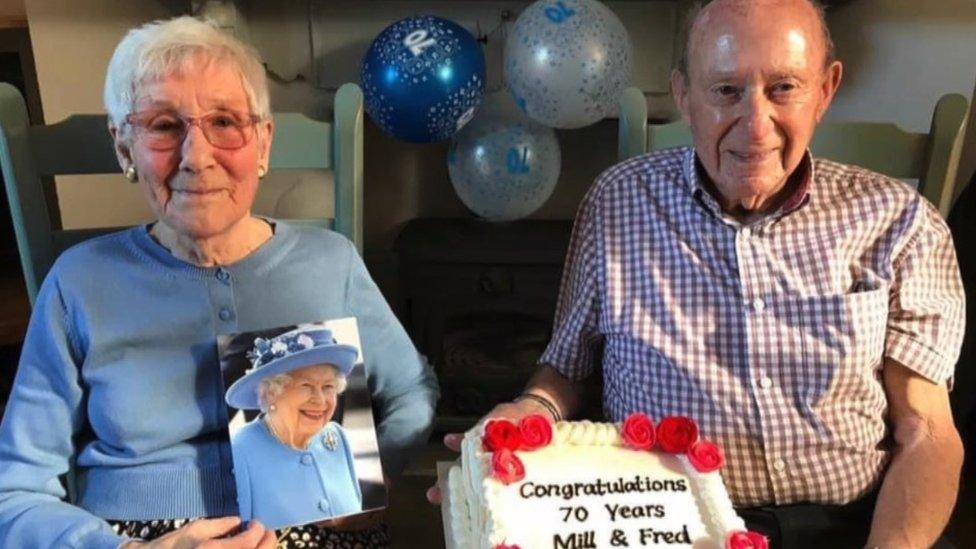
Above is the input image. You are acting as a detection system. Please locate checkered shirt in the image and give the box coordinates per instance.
[540,146,965,507]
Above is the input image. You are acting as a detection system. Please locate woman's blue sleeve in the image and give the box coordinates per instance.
[341,239,439,477]
[0,274,127,549]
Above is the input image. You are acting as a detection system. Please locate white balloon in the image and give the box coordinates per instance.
[448,95,561,222]
[504,0,633,129]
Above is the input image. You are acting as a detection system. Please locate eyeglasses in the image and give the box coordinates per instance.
[125,109,262,151]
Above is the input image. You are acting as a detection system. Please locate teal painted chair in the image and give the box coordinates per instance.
[617,86,970,218]
[0,82,364,306]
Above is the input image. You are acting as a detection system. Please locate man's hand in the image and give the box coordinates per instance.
[426,365,585,505]
[425,394,559,505]
[119,517,276,549]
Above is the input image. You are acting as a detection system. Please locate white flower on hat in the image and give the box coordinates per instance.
[296,334,314,349]
[270,341,288,355]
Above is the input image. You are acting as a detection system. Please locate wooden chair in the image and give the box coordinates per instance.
[617,86,970,218]
[0,82,364,306]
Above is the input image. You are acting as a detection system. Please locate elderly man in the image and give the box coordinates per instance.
[432,0,965,547]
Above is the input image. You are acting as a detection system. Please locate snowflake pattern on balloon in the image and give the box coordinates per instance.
[361,15,486,142]
[361,85,395,134]
[373,17,461,85]
[504,0,632,129]
[426,73,485,142]
[448,107,561,221]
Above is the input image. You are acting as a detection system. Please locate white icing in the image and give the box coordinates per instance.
[447,420,746,549]
[448,467,471,549]
[679,455,746,539]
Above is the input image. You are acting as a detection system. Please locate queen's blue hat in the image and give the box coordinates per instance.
[224,326,358,410]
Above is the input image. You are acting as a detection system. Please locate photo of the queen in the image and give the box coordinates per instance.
[224,325,364,529]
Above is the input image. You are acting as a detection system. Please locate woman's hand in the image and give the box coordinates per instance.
[119,517,276,549]
[424,397,553,505]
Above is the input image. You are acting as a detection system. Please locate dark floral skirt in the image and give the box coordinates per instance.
[108,519,391,548]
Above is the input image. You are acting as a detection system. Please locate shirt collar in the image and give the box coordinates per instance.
[680,147,814,224]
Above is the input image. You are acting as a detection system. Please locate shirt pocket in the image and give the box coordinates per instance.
[774,286,889,443]
[786,286,888,368]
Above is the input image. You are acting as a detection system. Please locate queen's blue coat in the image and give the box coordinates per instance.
[231,419,362,529]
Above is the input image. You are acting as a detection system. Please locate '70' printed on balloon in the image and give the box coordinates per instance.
[545,1,577,23]
[506,147,531,175]
[403,29,437,57]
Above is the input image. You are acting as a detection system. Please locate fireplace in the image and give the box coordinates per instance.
[395,218,575,431]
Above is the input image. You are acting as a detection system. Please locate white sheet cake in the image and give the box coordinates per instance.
[446,419,749,549]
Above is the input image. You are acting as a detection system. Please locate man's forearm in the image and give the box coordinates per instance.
[866,420,963,547]
[522,364,588,421]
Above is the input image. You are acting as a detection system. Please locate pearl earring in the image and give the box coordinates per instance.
[257,166,267,179]
[269,404,276,412]
[124,166,138,183]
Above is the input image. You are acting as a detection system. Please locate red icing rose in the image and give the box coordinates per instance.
[482,419,522,452]
[493,544,521,549]
[491,448,525,485]
[726,531,769,549]
[656,416,699,453]
[687,439,725,472]
[518,414,553,451]
[621,413,656,450]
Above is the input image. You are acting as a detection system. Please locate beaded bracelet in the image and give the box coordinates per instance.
[516,392,562,422]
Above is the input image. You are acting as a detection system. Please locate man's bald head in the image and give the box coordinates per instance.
[676,0,835,78]
[668,0,844,221]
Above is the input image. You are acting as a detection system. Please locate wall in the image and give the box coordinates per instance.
[825,0,975,132]
[0,0,26,20]
[959,76,976,195]
[24,0,185,228]
[826,0,976,203]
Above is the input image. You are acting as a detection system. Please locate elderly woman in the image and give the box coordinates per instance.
[225,327,363,529]
[0,15,436,549]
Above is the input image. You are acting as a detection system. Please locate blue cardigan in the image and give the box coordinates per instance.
[0,221,438,548]
[232,420,361,530]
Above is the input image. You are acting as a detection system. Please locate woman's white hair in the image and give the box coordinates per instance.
[257,366,349,414]
[103,15,270,129]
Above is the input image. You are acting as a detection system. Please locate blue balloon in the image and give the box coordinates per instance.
[361,16,486,143]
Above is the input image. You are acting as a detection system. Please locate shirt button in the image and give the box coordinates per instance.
[773,459,787,472]
[751,298,765,313]
[318,499,330,512]
[300,453,313,466]
[218,308,233,321]
[216,268,230,283]
[741,227,752,238]
[758,376,773,389]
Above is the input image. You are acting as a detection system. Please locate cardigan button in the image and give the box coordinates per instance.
[218,308,233,321]
[318,499,330,512]
[216,268,230,283]
[300,453,313,466]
